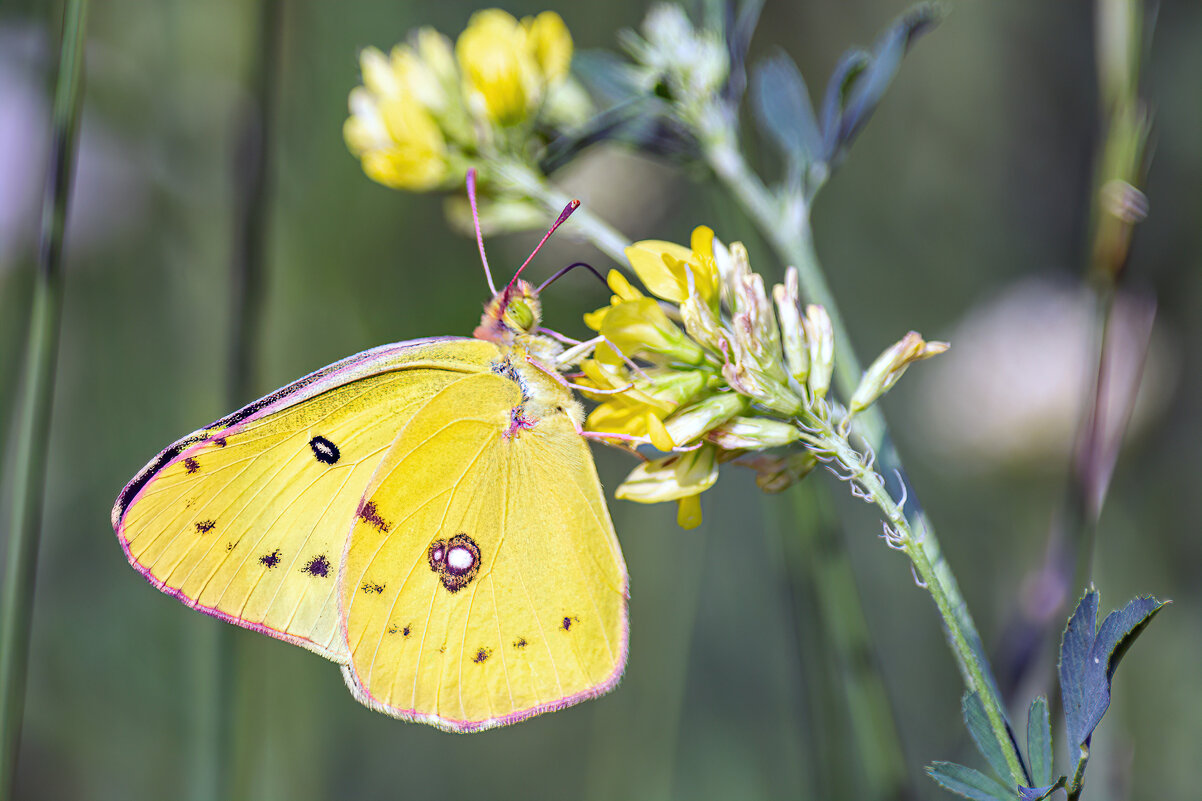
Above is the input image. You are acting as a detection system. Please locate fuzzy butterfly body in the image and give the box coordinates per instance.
[113,255,630,731]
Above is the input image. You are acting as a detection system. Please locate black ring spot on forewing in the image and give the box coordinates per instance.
[308,436,340,465]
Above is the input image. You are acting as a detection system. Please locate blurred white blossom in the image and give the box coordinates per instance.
[911,278,1177,472]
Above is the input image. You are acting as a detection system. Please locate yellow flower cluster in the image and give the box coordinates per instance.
[344,10,582,191]
[579,226,946,529]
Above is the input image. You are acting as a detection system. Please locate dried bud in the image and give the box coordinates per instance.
[680,294,728,354]
[743,452,818,493]
[803,304,835,399]
[721,351,801,416]
[773,268,809,384]
[849,331,949,414]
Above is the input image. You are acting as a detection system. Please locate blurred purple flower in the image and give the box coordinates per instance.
[0,26,146,266]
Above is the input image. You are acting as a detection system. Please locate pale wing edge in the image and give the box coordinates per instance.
[337,603,628,733]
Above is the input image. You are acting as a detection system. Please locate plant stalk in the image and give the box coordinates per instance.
[0,0,89,795]
[702,130,1025,785]
[495,162,632,267]
[222,2,283,800]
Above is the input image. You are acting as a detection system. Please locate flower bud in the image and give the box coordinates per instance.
[680,294,727,354]
[615,444,719,512]
[773,268,809,384]
[720,357,801,416]
[662,392,748,447]
[706,417,800,451]
[849,331,949,414]
[600,297,706,365]
[803,304,835,399]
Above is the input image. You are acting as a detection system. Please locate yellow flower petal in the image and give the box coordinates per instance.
[624,240,695,302]
[614,446,718,503]
[456,9,539,125]
[600,298,705,365]
[523,11,572,83]
[606,269,644,302]
[676,494,703,529]
[646,414,675,451]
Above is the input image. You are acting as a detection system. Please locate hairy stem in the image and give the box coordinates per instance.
[706,122,1026,784]
[0,0,89,796]
[798,409,1027,788]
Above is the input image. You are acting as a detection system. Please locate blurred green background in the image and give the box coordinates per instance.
[1,1,1199,799]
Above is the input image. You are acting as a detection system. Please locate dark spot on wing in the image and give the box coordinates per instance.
[357,500,389,532]
[402,625,411,638]
[308,436,340,465]
[226,539,239,552]
[302,554,330,577]
[212,436,227,447]
[514,637,528,649]
[361,581,385,594]
[472,647,492,664]
[561,616,577,632]
[259,550,281,569]
[427,533,480,593]
[437,645,446,654]
[195,520,215,534]
[183,457,200,474]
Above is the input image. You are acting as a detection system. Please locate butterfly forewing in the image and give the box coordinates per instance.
[340,372,629,731]
[113,338,499,659]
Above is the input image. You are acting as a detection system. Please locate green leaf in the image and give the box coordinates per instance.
[1026,696,1053,788]
[1059,589,1167,747]
[819,3,940,163]
[926,762,1013,801]
[962,692,1012,785]
[1058,588,1098,746]
[573,49,642,103]
[752,52,822,167]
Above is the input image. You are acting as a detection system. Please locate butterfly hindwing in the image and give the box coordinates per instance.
[112,338,500,659]
[340,371,629,731]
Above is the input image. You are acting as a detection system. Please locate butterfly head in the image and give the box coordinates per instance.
[465,168,577,360]
[473,279,542,344]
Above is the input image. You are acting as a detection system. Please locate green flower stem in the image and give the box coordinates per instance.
[787,483,912,799]
[0,0,89,796]
[702,132,1025,785]
[1066,744,1089,801]
[797,409,1027,788]
[494,162,632,267]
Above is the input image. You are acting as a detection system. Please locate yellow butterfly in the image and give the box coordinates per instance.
[111,176,628,732]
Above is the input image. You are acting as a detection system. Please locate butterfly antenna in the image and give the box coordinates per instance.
[505,199,580,291]
[536,261,609,294]
[466,168,498,295]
